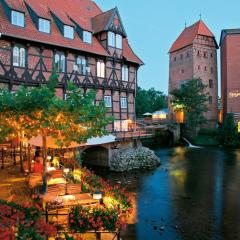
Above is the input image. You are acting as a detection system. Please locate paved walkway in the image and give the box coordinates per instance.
[0,165,32,204]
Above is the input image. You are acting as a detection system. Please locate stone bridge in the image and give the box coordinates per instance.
[81,123,180,168]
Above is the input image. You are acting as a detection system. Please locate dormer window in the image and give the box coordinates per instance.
[11,10,24,27]
[83,31,92,44]
[116,34,122,49]
[64,25,74,39]
[108,31,115,47]
[108,32,122,49]
[39,18,50,33]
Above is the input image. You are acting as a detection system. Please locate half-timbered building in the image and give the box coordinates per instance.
[0,0,143,132]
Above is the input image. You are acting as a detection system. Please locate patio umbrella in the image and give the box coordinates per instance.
[143,112,152,116]
[28,134,116,149]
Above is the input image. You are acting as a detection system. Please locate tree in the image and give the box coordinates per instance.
[170,79,209,137]
[0,71,111,165]
[218,113,239,146]
[135,87,167,118]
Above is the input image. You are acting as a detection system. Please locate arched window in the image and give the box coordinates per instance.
[54,53,65,72]
[116,34,122,49]
[13,46,25,67]
[77,56,88,75]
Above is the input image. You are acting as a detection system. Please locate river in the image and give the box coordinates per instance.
[97,146,240,240]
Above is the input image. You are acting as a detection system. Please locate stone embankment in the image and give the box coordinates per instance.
[110,147,160,172]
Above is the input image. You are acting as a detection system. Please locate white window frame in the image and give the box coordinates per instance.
[64,25,74,39]
[116,34,122,49]
[97,61,105,78]
[11,10,24,27]
[108,31,115,47]
[77,56,88,75]
[39,18,50,33]
[83,31,92,44]
[54,53,65,72]
[13,46,25,67]
[104,95,112,108]
[122,65,129,81]
[121,97,127,109]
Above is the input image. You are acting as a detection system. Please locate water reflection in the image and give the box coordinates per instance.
[99,147,240,240]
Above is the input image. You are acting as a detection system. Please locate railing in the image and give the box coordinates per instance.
[112,128,155,141]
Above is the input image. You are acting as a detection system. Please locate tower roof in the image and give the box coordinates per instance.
[169,20,216,53]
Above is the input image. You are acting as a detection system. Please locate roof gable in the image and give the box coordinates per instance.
[92,7,127,37]
[169,20,216,53]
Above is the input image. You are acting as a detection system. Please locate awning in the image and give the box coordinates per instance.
[28,135,116,149]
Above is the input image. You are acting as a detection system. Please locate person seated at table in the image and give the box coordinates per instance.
[33,157,44,174]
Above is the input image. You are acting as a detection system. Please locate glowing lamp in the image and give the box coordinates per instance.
[47,156,52,160]
[93,191,103,200]
[63,168,70,174]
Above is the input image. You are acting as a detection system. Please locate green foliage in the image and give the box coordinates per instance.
[171,79,209,137]
[192,128,219,146]
[0,71,111,146]
[218,113,240,147]
[135,87,167,118]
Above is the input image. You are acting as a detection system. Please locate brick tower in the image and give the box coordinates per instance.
[168,20,218,127]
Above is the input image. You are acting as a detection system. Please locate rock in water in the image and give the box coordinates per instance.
[110,147,161,172]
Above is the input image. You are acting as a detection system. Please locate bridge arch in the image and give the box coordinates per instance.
[82,146,110,167]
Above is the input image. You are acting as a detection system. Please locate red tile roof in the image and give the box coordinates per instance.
[0,0,143,64]
[123,39,144,65]
[169,20,215,53]
[92,8,115,34]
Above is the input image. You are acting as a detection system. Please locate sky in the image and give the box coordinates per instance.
[94,0,240,95]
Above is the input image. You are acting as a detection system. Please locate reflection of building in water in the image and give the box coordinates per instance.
[169,149,217,239]
[220,29,240,124]
[220,150,240,239]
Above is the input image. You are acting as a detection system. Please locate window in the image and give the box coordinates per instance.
[39,18,50,33]
[97,61,105,78]
[83,31,92,44]
[204,66,207,71]
[64,25,74,39]
[180,54,183,60]
[181,69,184,74]
[77,56,88,75]
[198,65,201,70]
[209,79,213,88]
[211,67,214,74]
[209,96,212,104]
[122,65,128,81]
[54,53,65,72]
[174,57,176,62]
[104,96,112,108]
[13,46,25,67]
[210,53,213,58]
[186,52,189,58]
[116,34,122,49]
[11,10,24,27]
[121,97,127,109]
[108,31,115,47]
[197,51,201,56]
[204,51,207,58]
